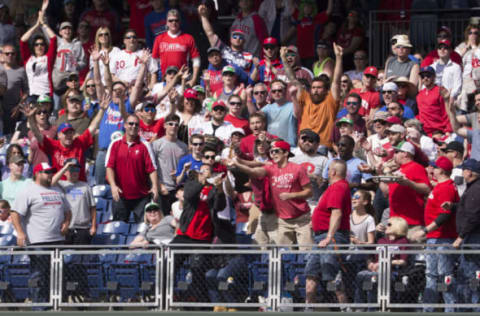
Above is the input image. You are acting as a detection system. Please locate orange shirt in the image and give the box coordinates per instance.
[299,90,339,147]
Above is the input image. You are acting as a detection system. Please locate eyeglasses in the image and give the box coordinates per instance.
[168,19,179,23]
[3,52,15,56]
[204,155,215,160]
[143,107,156,113]
[86,84,95,88]
[254,91,267,95]
[352,194,361,199]
[124,35,137,40]
[264,45,276,50]
[36,110,49,115]
[213,107,225,112]
[269,149,282,155]
[229,101,242,106]
[271,89,284,94]
[382,90,395,94]
[127,122,139,127]
[34,42,45,47]
[166,121,179,127]
[300,136,314,143]
[231,34,244,40]
[191,142,204,146]
[98,33,109,37]
[346,101,359,106]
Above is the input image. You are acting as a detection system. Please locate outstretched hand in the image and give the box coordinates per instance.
[333,42,343,57]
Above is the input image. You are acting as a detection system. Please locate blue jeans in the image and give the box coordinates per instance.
[458,233,480,312]
[205,256,247,303]
[355,270,378,304]
[304,232,349,281]
[423,238,457,312]
[94,150,107,185]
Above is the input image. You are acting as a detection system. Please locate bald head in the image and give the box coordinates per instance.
[329,159,347,180]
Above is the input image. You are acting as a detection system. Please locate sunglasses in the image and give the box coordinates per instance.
[470,31,479,35]
[127,122,139,127]
[271,89,284,94]
[204,155,215,159]
[213,107,225,112]
[86,84,95,88]
[269,149,282,155]
[166,121,179,127]
[286,53,296,58]
[341,80,349,84]
[300,136,314,143]
[98,33,109,37]
[34,42,45,47]
[231,34,244,40]
[124,35,137,40]
[69,166,81,172]
[374,120,387,125]
[420,73,433,78]
[229,101,242,106]
[254,91,267,95]
[346,101,359,106]
[41,170,55,174]
[264,45,276,50]
[168,19,179,23]
[352,194,361,199]
[36,110,49,115]
[3,52,14,56]
[365,74,376,79]
[144,107,156,113]
[191,142,204,146]
[68,77,79,81]
[382,91,395,94]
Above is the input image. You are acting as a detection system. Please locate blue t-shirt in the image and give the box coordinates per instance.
[322,157,372,185]
[175,154,203,177]
[98,99,133,150]
[378,104,415,119]
[467,129,480,160]
[261,101,298,146]
[144,10,168,49]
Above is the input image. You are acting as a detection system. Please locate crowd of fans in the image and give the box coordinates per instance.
[0,0,480,311]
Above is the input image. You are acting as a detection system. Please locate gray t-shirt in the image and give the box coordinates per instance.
[466,112,479,130]
[141,215,175,244]
[13,182,70,244]
[152,137,188,191]
[386,57,416,79]
[57,180,95,229]
[3,66,28,112]
[467,129,480,160]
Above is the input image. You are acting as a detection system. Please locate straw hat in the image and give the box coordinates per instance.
[393,76,417,98]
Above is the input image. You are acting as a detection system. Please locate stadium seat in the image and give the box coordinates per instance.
[102,221,130,235]
[0,235,16,246]
[3,263,31,301]
[92,184,112,198]
[95,197,110,213]
[106,263,141,301]
[0,223,14,236]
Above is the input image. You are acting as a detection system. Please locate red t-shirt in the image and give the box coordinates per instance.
[416,85,452,136]
[39,129,93,181]
[424,179,459,239]
[264,162,311,219]
[312,179,351,232]
[239,133,278,160]
[127,0,151,38]
[139,118,165,142]
[105,136,157,199]
[176,185,214,241]
[292,10,328,59]
[205,68,223,94]
[347,88,381,116]
[421,50,463,68]
[152,32,200,76]
[336,25,365,50]
[389,161,431,226]
[224,114,251,135]
[80,9,121,43]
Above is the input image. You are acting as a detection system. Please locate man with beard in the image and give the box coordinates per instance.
[239,112,277,160]
[292,42,343,148]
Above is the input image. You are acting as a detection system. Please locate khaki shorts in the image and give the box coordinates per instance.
[277,212,313,250]
[253,211,278,246]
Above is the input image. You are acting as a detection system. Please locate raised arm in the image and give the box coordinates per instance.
[26,107,44,145]
[229,157,267,178]
[444,89,468,138]
[331,42,344,101]
[100,51,113,92]
[129,49,149,106]
[91,46,106,99]
[20,17,40,43]
[289,81,303,118]
[52,161,76,186]
[198,4,218,47]
[87,93,110,134]
[279,46,296,83]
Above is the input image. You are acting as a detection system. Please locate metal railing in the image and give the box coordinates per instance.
[368,8,480,68]
[1,243,480,311]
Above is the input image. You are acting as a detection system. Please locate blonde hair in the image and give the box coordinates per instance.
[388,216,408,237]
[143,208,163,225]
[95,26,113,52]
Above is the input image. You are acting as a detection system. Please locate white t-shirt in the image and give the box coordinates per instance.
[25,54,50,96]
[89,47,120,84]
[109,49,158,83]
[350,213,376,243]
[151,82,182,119]
[290,147,328,202]
[366,133,389,166]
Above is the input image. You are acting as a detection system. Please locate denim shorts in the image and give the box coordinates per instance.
[304,231,349,281]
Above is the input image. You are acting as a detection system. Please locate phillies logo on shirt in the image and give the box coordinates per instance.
[271,173,294,189]
[300,162,315,175]
[159,42,187,52]
[40,192,63,205]
[105,107,123,125]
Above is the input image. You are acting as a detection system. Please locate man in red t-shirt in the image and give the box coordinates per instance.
[380,141,431,226]
[346,66,381,117]
[152,9,200,87]
[306,159,351,306]
[411,156,459,310]
[231,140,313,247]
[106,114,159,223]
[239,112,277,160]
[27,94,108,181]
[138,101,165,142]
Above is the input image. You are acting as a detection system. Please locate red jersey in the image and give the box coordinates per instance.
[389,161,431,226]
[40,129,93,182]
[421,50,462,68]
[80,9,121,43]
[264,162,311,219]
[176,185,214,241]
[416,85,452,135]
[292,10,328,59]
[224,114,251,135]
[312,179,351,232]
[347,88,381,116]
[152,32,200,76]
[204,67,223,94]
[424,179,459,239]
[139,118,165,142]
[127,0,151,38]
[105,136,157,199]
[79,40,94,85]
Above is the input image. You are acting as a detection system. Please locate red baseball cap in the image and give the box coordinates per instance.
[438,39,452,48]
[231,29,245,36]
[271,140,294,157]
[184,88,198,100]
[33,162,56,175]
[212,100,227,110]
[386,116,402,125]
[263,37,278,46]
[363,66,378,78]
[432,156,453,172]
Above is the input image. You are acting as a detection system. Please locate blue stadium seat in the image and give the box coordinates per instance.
[0,223,14,236]
[92,184,112,198]
[91,233,126,246]
[0,235,16,246]
[106,263,141,301]
[95,197,110,213]
[96,212,103,225]
[102,221,130,235]
[3,263,31,301]
[248,254,269,298]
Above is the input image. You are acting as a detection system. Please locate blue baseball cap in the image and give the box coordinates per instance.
[57,123,74,134]
[419,66,435,75]
[461,159,480,173]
